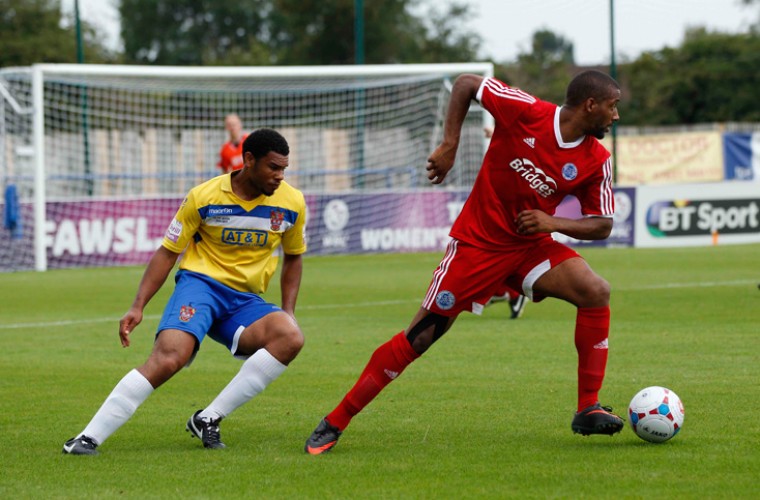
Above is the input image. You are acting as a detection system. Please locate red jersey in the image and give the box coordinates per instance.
[217,134,248,173]
[450,78,614,250]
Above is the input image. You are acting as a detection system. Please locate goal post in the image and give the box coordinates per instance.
[0,62,494,272]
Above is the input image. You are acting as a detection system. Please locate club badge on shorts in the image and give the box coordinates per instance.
[435,290,456,310]
[179,305,196,322]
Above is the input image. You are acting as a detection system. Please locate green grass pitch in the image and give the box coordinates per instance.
[1,244,758,498]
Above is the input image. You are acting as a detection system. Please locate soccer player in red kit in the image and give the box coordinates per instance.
[305,70,624,454]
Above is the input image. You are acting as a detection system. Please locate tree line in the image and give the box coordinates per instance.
[1,0,759,125]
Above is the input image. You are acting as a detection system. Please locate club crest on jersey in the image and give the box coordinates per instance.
[179,305,196,322]
[270,210,285,231]
[435,290,456,310]
[562,163,578,181]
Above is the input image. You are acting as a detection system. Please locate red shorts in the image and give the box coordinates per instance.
[422,237,580,316]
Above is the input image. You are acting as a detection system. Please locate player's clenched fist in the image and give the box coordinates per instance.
[426,142,457,184]
[515,209,554,235]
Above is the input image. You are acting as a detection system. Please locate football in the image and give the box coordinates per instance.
[628,386,685,443]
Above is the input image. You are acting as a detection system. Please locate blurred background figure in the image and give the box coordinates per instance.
[217,114,248,174]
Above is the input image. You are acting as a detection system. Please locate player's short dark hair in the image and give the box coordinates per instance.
[243,128,289,160]
[564,70,620,107]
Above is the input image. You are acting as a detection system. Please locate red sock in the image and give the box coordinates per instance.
[326,332,419,431]
[575,306,610,412]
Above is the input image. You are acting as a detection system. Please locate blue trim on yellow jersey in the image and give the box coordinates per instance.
[198,204,299,224]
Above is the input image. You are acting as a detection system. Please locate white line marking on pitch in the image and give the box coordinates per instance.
[0,280,755,330]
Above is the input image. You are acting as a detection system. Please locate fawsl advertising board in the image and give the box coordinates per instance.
[2,188,636,271]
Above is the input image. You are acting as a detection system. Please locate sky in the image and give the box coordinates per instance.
[469,0,756,64]
[62,0,756,66]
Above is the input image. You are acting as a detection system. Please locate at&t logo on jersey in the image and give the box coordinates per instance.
[222,228,268,246]
[509,158,557,198]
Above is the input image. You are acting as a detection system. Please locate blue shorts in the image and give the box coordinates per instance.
[157,270,282,360]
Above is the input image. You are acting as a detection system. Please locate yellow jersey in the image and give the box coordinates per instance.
[162,174,307,294]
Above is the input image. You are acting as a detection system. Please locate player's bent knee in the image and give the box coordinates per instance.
[272,322,304,359]
[594,277,611,304]
[285,326,305,353]
[580,277,610,307]
[160,350,192,373]
[140,352,189,387]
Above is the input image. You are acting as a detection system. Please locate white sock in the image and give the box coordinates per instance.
[199,349,286,421]
[79,369,154,445]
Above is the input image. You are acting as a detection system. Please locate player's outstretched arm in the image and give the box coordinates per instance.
[515,210,613,240]
[119,246,180,347]
[426,74,484,184]
[280,253,303,318]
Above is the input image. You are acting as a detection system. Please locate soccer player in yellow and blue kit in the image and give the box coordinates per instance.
[63,128,307,455]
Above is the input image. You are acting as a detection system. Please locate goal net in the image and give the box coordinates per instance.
[0,63,493,271]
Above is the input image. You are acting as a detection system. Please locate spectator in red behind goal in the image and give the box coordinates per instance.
[217,113,248,173]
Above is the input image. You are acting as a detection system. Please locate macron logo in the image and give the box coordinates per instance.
[593,339,609,350]
[384,369,399,380]
[208,207,234,216]
[523,137,536,148]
